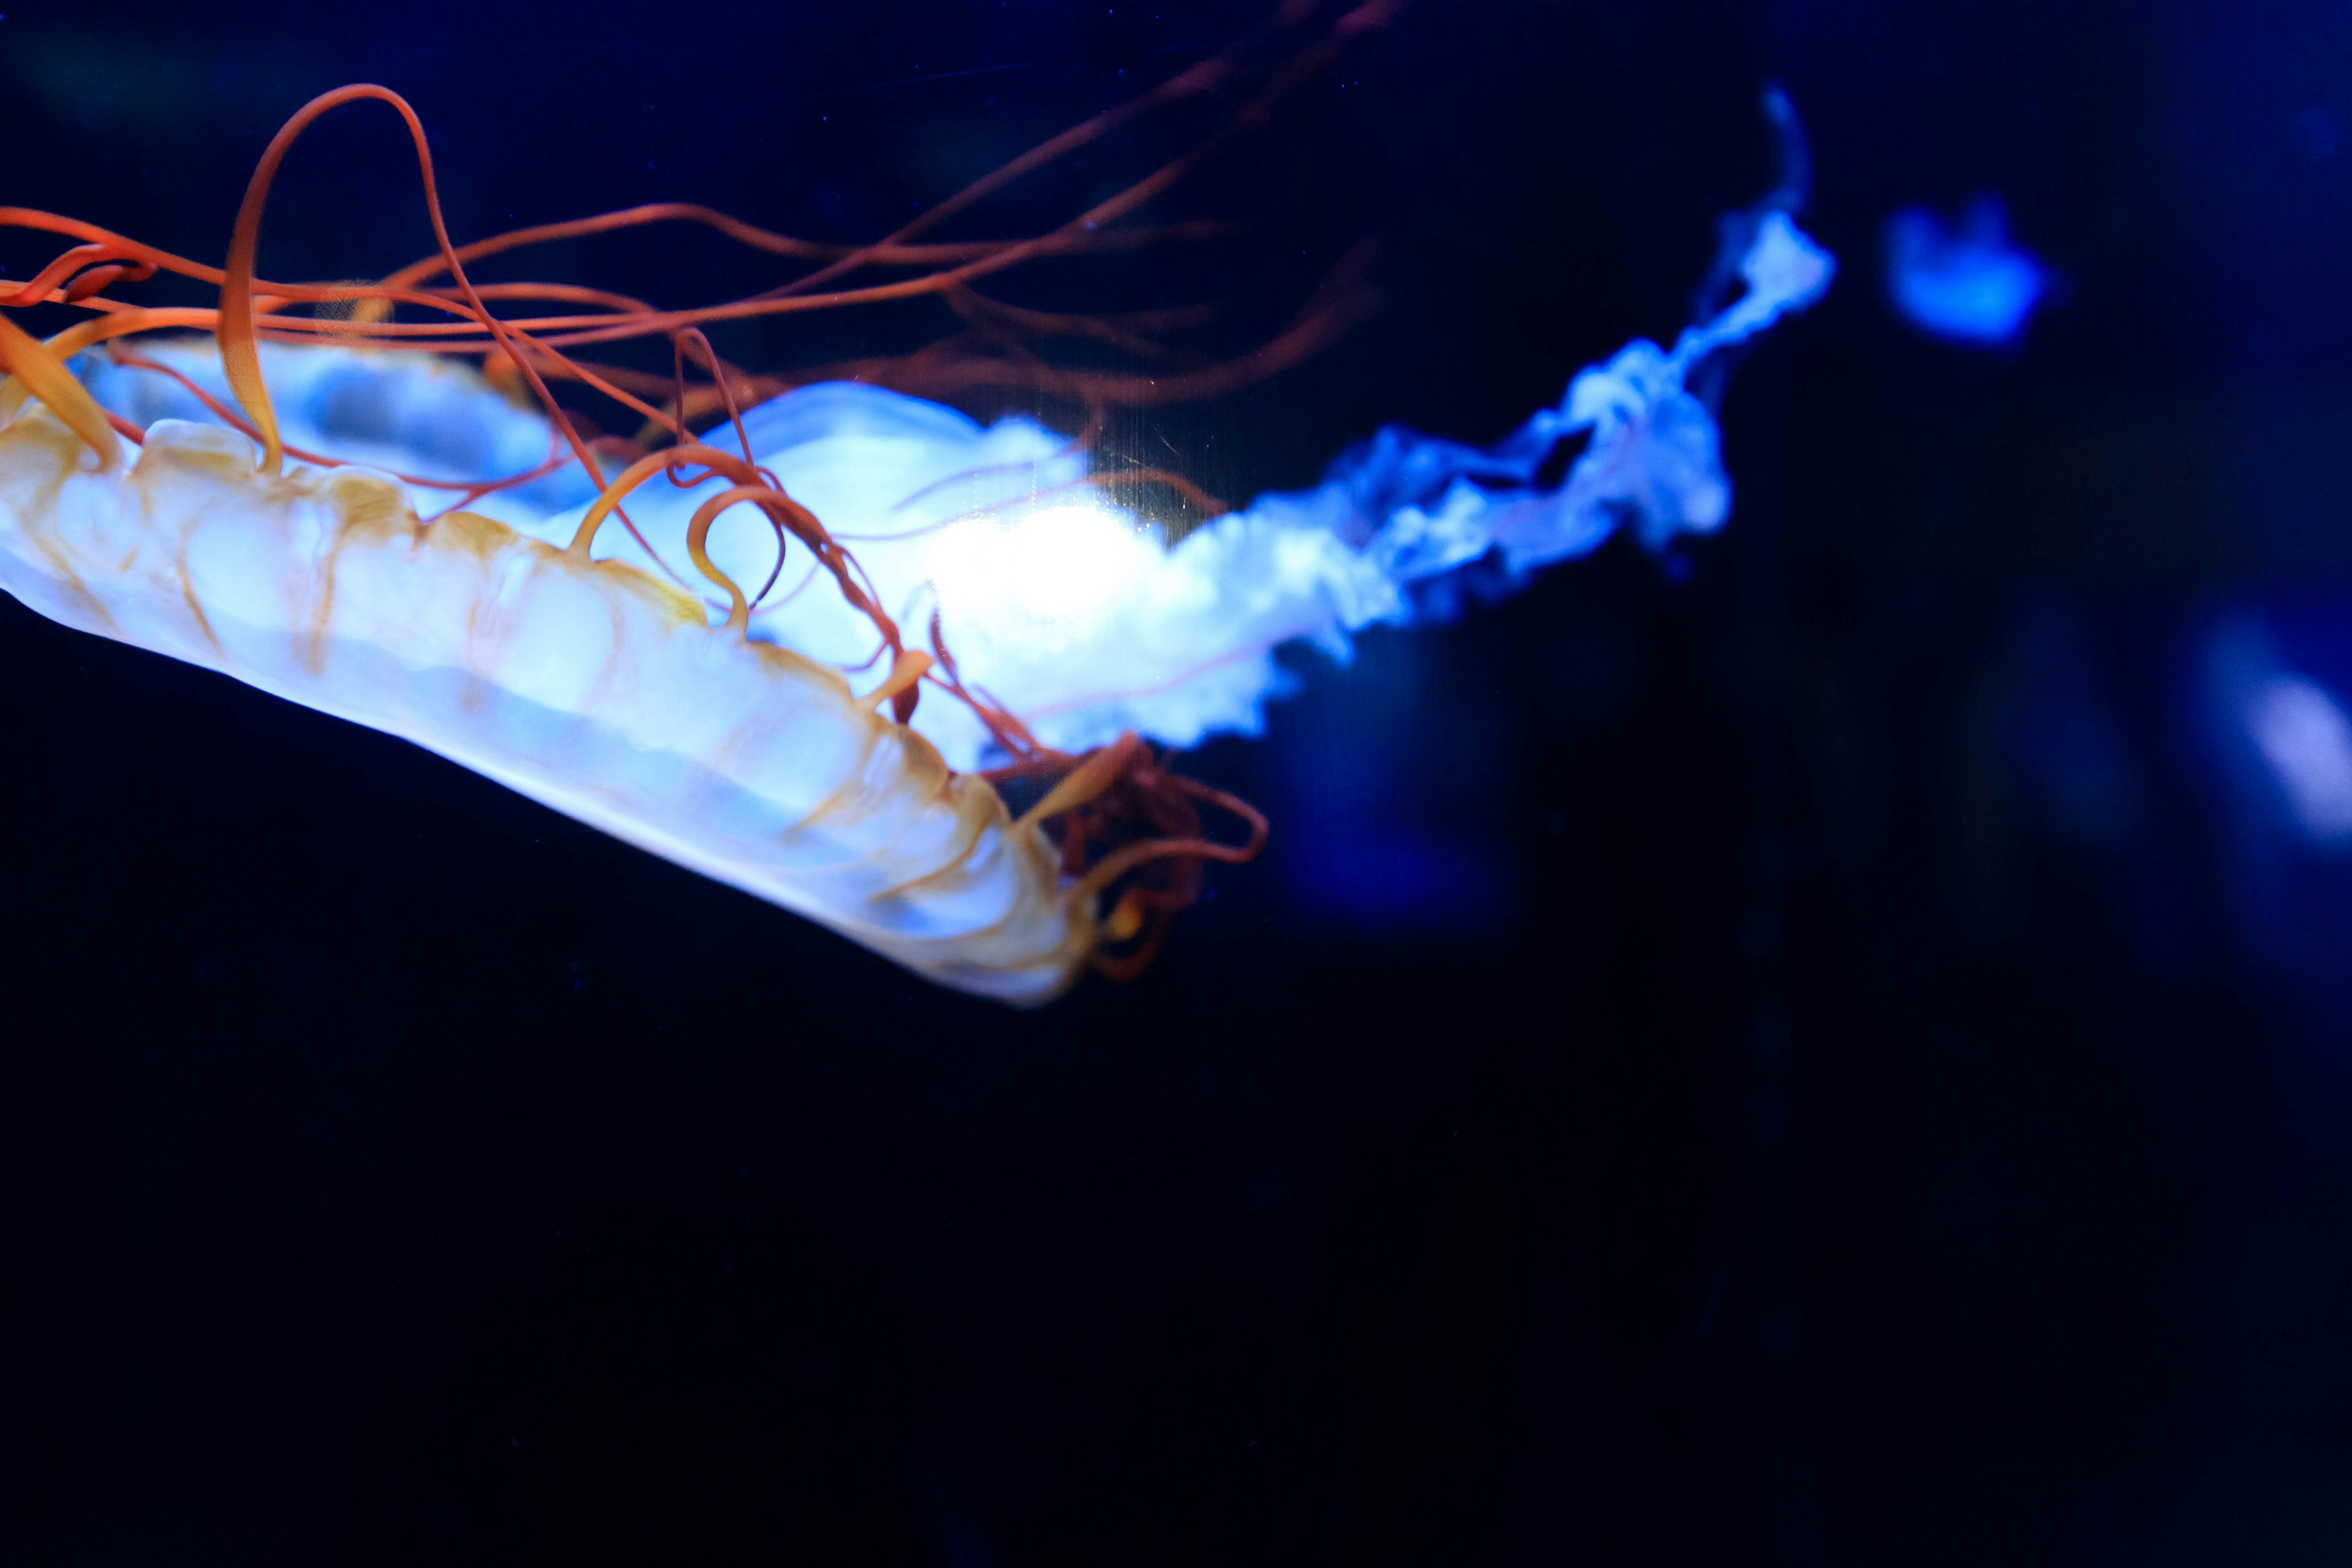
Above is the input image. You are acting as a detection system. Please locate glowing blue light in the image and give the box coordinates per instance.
[2246,675,2352,846]
[1883,197,2048,347]
[2201,618,2352,853]
[1283,832,1508,929]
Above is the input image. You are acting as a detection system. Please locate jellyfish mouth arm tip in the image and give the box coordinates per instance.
[0,404,1093,1003]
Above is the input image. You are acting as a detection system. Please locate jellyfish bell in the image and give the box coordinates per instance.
[0,29,1833,1002]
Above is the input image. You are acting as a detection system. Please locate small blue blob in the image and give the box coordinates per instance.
[1883,197,2049,347]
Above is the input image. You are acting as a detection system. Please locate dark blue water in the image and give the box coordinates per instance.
[4,1,2351,1562]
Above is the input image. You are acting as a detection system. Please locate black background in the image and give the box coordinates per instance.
[5,0,2352,1562]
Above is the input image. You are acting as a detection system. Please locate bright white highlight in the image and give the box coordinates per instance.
[923,503,1168,650]
[2246,676,2352,846]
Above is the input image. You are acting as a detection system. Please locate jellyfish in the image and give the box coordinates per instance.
[1883,195,2048,347]
[0,18,1831,1003]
